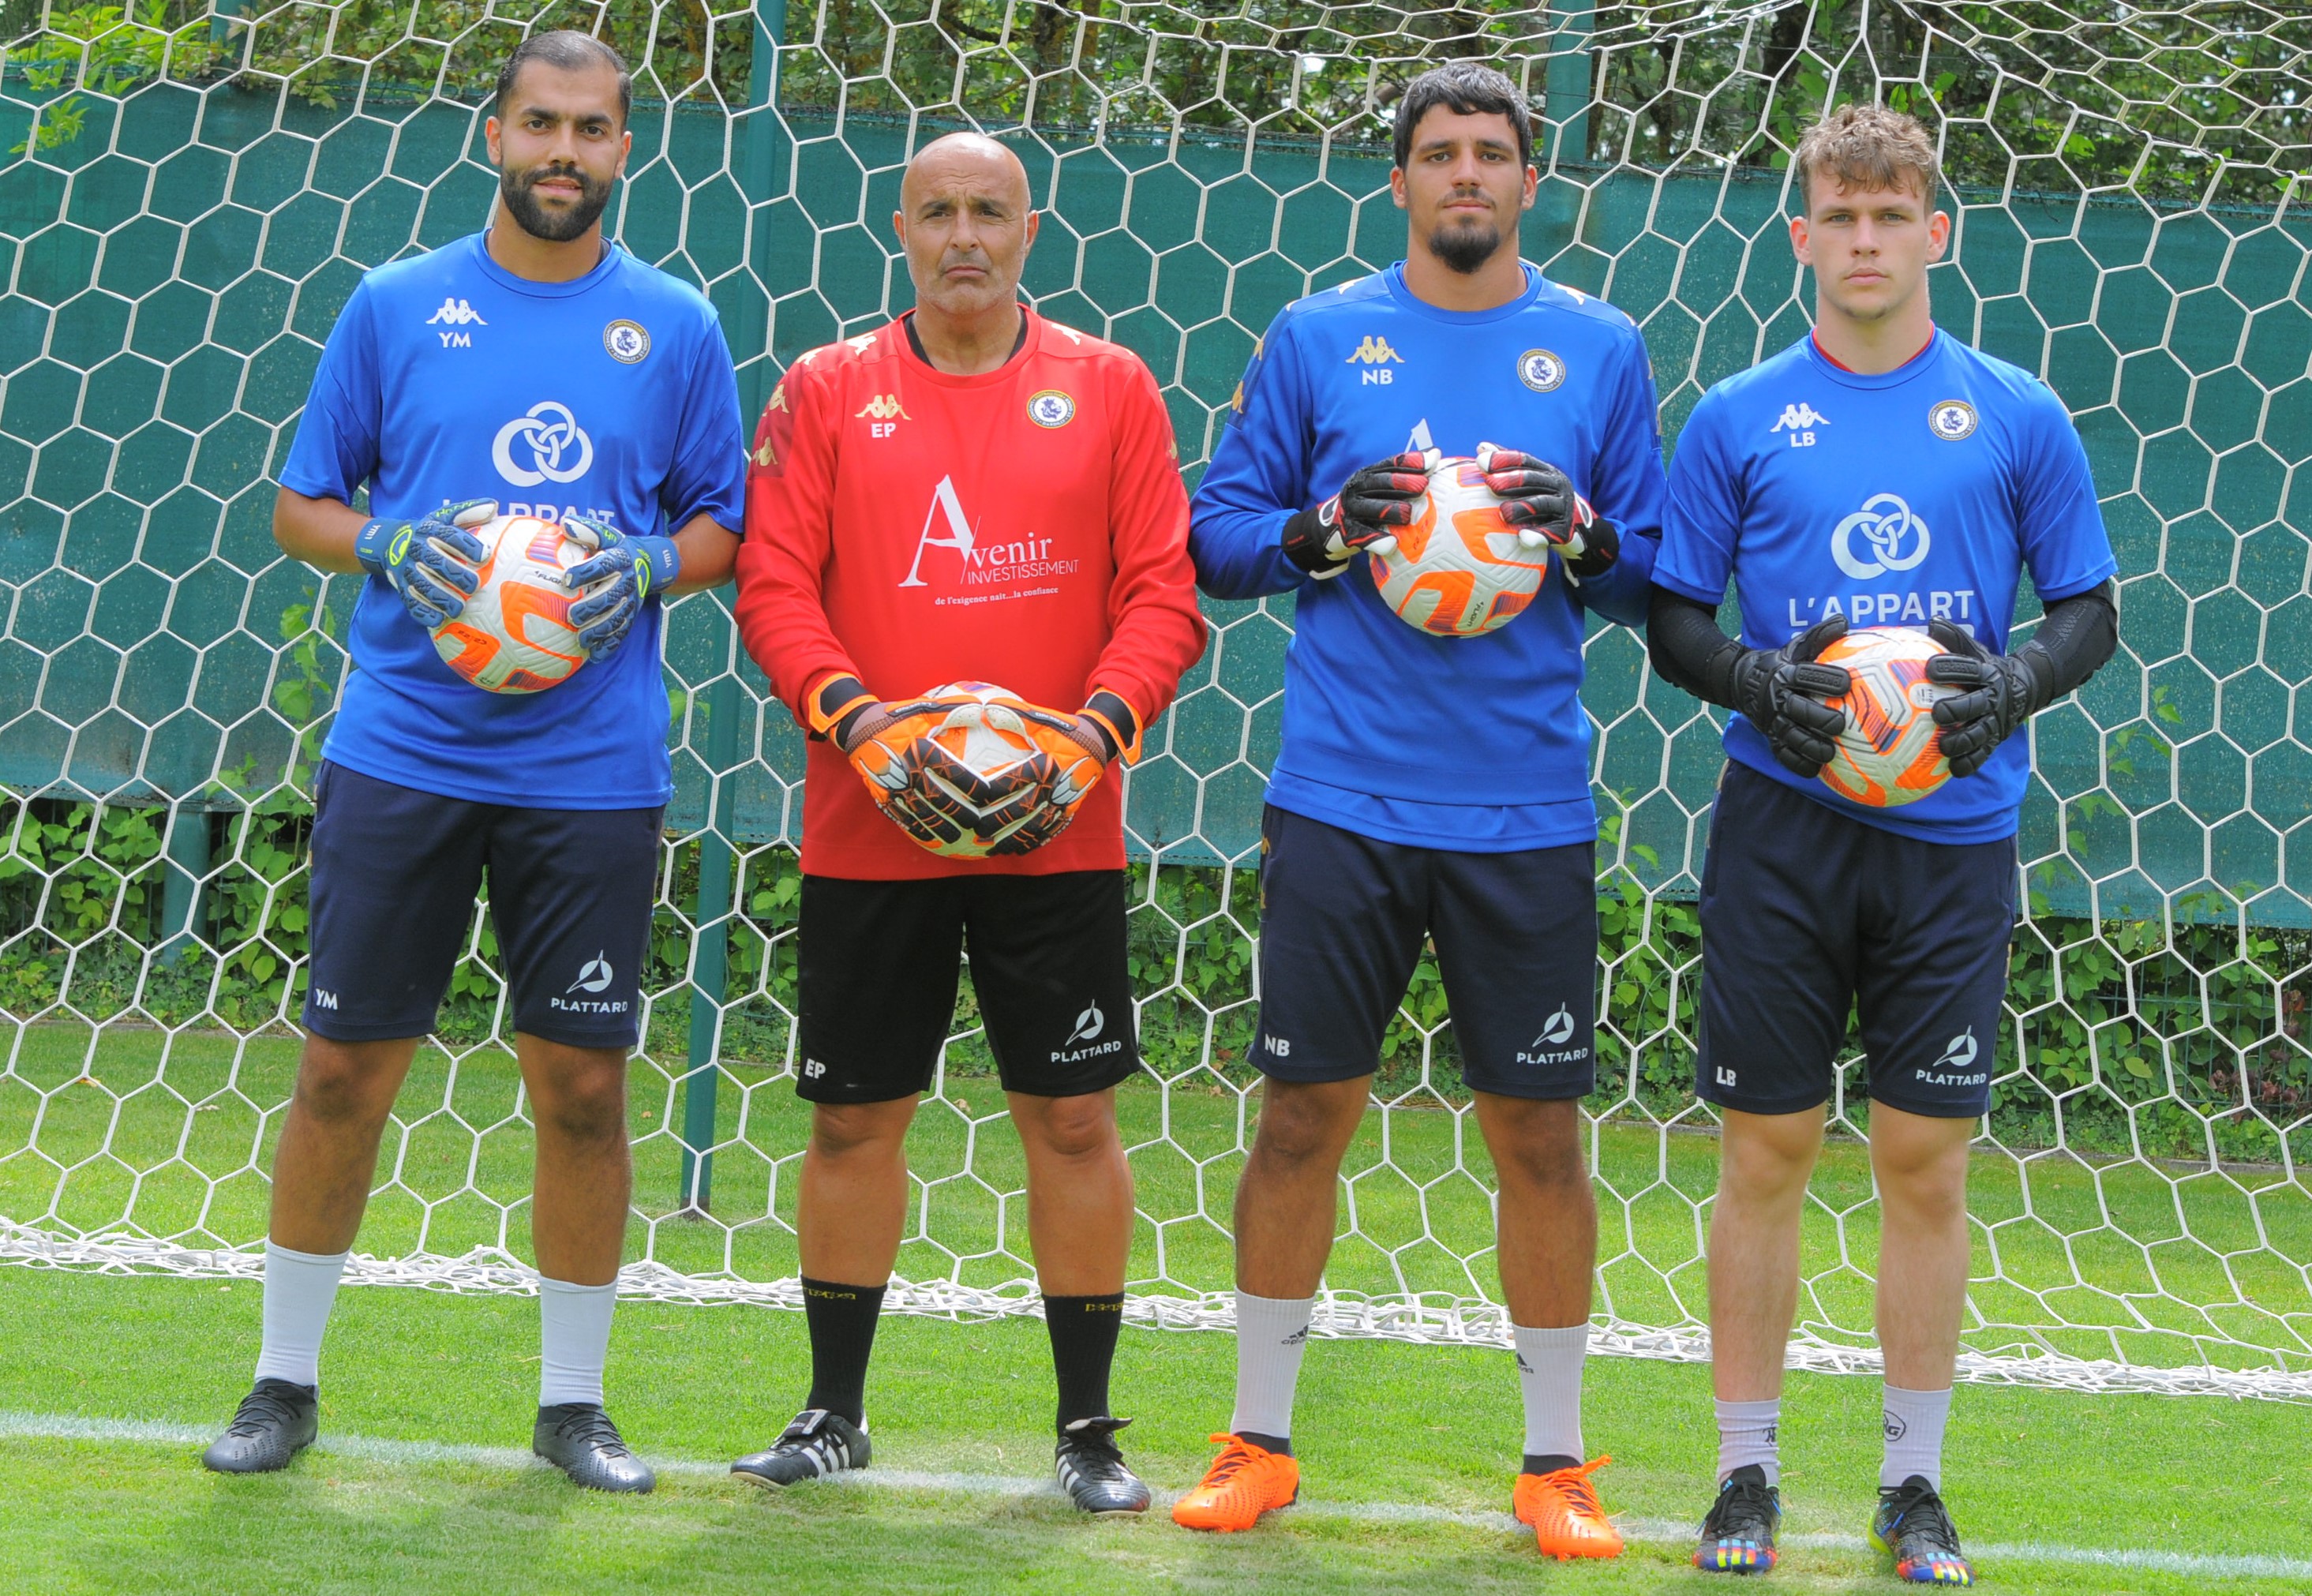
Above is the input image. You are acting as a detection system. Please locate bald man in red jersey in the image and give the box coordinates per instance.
[730,133,1205,1513]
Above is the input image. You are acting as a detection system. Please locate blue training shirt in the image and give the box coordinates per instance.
[1190,263,1666,851]
[1656,329,2117,844]
[280,232,747,809]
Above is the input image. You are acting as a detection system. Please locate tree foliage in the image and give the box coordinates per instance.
[3,1,2303,202]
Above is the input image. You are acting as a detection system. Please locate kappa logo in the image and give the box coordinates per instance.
[1065,1000,1105,1046]
[1534,1005,1576,1048]
[1831,491,1932,581]
[856,392,910,438]
[1772,401,1831,433]
[1346,335,1403,365]
[428,297,485,347]
[493,401,594,487]
[568,953,614,995]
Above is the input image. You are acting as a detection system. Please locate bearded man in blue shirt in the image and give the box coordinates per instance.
[1179,61,1666,1557]
[200,32,745,1492]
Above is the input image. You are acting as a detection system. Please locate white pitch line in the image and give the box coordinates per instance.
[8,1411,2309,1583]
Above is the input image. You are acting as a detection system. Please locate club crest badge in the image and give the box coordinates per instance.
[1517,348,1566,392]
[1028,389,1075,428]
[604,320,650,364]
[1928,399,1977,440]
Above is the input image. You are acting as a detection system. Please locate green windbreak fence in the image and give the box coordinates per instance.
[1,81,2308,927]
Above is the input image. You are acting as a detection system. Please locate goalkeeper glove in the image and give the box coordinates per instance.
[1280,453,1429,576]
[566,517,683,663]
[808,677,1122,858]
[1726,613,1853,779]
[1473,443,1619,582]
[354,498,495,630]
[1924,618,2040,778]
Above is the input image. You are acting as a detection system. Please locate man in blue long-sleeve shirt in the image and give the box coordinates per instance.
[1173,62,1666,1558]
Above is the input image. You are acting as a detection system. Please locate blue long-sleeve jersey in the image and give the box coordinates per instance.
[1190,264,1666,850]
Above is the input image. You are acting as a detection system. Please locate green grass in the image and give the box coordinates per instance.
[7,1268,2312,1593]
[6,1023,2311,1375]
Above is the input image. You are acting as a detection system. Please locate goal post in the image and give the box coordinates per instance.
[1,0,2309,1399]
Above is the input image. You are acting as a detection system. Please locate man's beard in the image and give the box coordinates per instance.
[1430,215,1504,275]
[500,162,614,242]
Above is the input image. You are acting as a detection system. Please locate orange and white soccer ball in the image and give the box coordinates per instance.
[1817,626,1961,807]
[1366,455,1548,638]
[429,514,590,694]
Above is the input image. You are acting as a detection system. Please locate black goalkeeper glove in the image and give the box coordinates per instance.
[1926,617,2042,778]
[1473,443,1618,582]
[1726,613,1853,778]
[1280,453,1428,576]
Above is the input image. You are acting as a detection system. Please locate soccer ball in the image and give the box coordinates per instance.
[870,681,1103,859]
[429,514,590,694]
[1816,626,1961,807]
[1366,455,1549,638]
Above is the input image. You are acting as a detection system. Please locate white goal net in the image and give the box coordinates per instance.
[2,0,2310,1399]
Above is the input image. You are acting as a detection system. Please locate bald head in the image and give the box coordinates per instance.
[901,132,1029,210]
[894,132,1039,329]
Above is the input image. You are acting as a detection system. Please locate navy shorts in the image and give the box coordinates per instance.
[796,870,1141,1104]
[1251,805,1597,1100]
[302,762,664,1049]
[1696,762,2015,1119]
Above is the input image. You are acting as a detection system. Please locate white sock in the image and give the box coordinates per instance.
[1229,1291,1314,1441]
[1880,1384,1952,1490]
[538,1276,618,1408]
[252,1240,347,1388]
[1715,1396,1781,1485]
[1512,1322,1587,1463]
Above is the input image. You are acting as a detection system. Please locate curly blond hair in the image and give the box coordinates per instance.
[1793,103,1941,212]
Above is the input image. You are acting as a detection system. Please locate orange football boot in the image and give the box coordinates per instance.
[1512,1455,1625,1560]
[1170,1433,1300,1532]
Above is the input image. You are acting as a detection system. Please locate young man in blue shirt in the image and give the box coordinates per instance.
[200,32,745,1491]
[1649,105,2117,1583]
[1178,62,1664,1558]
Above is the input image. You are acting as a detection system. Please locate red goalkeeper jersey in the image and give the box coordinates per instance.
[735,309,1208,879]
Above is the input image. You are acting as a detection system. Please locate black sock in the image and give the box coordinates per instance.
[1239,1431,1293,1456]
[800,1277,884,1426]
[1524,1452,1580,1475]
[1044,1291,1126,1429]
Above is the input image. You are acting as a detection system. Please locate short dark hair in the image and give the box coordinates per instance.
[495,30,632,124]
[1392,62,1534,172]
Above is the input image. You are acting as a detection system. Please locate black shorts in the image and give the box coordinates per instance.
[1250,805,1598,1100]
[796,871,1141,1103]
[1696,762,2015,1119]
[302,761,662,1049]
